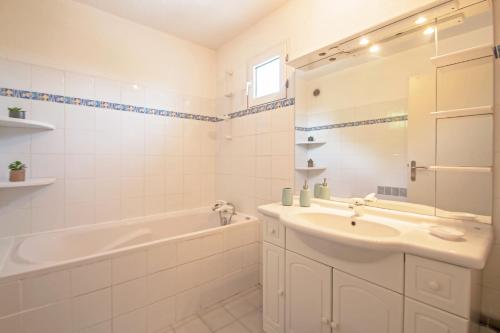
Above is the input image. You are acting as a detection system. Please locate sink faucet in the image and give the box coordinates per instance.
[348,193,377,218]
[348,200,364,218]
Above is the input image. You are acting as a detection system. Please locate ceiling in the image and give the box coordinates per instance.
[75,0,288,49]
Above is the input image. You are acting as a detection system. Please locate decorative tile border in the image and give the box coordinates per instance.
[0,87,220,122]
[1,87,296,122]
[295,115,408,131]
[225,97,295,120]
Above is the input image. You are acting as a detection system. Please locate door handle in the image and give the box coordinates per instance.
[409,160,428,181]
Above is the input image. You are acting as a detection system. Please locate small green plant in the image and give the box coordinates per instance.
[8,161,26,171]
[8,107,26,119]
[7,107,24,113]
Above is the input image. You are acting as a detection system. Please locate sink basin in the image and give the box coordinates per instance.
[294,212,401,238]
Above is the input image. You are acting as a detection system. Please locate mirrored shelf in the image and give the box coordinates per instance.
[430,44,493,67]
[0,116,56,130]
[0,178,56,189]
[295,167,326,171]
[296,141,326,146]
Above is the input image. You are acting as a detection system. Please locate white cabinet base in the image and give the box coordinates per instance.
[404,298,470,333]
[263,242,285,333]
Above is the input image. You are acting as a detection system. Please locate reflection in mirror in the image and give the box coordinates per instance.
[293,0,493,223]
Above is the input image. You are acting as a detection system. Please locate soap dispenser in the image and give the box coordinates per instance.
[319,178,331,200]
[300,180,311,207]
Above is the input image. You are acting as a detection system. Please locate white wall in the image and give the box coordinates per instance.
[215,0,500,325]
[0,0,217,237]
[482,0,500,325]
[214,0,441,217]
[0,0,216,99]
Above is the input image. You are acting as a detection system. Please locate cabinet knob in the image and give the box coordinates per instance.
[270,228,276,234]
[278,289,284,296]
[427,280,440,291]
[330,321,339,329]
[321,317,330,325]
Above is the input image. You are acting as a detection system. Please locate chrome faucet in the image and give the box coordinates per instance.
[348,200,364,218]
[212,200,236,225]
[348,193,377,218]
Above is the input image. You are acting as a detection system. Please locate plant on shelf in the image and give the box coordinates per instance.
[8,107,26,119]
[8,161,27,182]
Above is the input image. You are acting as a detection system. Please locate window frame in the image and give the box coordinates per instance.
[247,42,287,107]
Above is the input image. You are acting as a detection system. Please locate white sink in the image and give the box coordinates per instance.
[294,212,400,238]
[259,201,494,269]
[280,208,408,250]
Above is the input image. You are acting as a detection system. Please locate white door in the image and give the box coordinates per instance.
[404,298,469,333]
[263,242,285,333]
[331,269,403,333]
[286,251,332,333]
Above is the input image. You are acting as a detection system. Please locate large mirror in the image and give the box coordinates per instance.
[293,0,494,223]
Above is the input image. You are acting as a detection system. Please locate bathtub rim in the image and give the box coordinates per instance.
[0,207,258,283]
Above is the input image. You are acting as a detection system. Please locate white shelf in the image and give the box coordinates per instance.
[295,167,326,171]
[0,116,55,130]
[431,105,493,118]
[430,44,493,67]
[0,178,56,189]
[296,141,326,145]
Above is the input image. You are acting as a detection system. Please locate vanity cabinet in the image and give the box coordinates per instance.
[404,298,469,333]
[261,215,481,333]
[263,242,286,333]
[332,269,403,333]
[285,251,331,333]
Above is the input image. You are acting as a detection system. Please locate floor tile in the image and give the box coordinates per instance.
[240,309,263,333]
[215,321,250,333]
[200,306,235,331]
[224,298,256,319]
[243,290,262,309]
[175,318,211,333]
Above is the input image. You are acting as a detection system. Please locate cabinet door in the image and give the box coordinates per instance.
[263,242,285,333]
[404,298,469,333]
[286,251,332,333]
[332,269,403,333]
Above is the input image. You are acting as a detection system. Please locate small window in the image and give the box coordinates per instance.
[247,42,287,107]
[253,56,280,99]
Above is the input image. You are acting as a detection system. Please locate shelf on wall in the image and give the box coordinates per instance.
[0,116,56,130]
[430,44,493,67]
[0,178,56,189]
[295,167,326,171]
[296,141,326,146]
[430,105,493,118]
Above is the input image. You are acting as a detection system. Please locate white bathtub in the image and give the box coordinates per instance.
[0,208,260,333]
[0,207,258,279]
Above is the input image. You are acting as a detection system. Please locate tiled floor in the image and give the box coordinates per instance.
[164,287,264,333]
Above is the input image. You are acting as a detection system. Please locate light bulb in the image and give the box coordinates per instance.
[359,37,370,46]
[415,16,427,25]
[369,44,380,53]
[424,27,435,35]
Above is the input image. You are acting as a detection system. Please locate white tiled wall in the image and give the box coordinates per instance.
[480,2,500,325]
[0,58,217,238]
[0,221,260,333]
[214,106,295,217]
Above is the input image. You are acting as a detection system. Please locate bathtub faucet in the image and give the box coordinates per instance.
[212,200,236,225]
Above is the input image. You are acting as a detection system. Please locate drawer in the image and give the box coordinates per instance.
[405,255,471,318]
[404,298,469,333]
[263,216,285,248]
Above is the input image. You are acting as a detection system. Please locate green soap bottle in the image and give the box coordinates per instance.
[300,180,311,207]
[319,178,331,200]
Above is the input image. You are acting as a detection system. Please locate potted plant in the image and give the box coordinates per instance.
[8,107,26,119]
[8,161,27,182]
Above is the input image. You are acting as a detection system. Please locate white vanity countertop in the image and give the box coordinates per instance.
[258,199,494,270]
